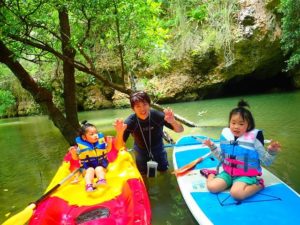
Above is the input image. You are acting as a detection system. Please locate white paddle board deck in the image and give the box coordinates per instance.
[173,135,300,225]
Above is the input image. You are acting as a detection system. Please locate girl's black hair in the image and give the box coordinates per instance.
[78,120,96,136]
[129,91,151,108]
[229,99,255,131]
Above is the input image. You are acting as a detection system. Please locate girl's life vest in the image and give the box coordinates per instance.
[75,133,108,168]
[220,128,262,177]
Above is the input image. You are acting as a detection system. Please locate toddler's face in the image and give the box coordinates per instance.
[229,113,248,137]
[83,127,99,144]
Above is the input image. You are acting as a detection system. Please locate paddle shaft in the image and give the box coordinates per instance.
[2,168,80,225]
[35,168,80,205]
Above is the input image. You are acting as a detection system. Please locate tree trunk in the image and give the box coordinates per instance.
[58,7,79,129]
[0,40,78,145]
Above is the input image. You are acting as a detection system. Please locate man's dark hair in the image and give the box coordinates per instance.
[129,91,151,108]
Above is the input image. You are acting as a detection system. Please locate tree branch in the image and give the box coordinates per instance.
[5,34,197,127]
[7,34,129,93]
[151,103,198,128]
[0,39,78,144]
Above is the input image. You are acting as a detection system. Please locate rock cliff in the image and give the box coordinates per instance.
[139,0,295,104]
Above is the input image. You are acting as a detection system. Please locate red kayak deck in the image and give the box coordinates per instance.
[28,150,151,225]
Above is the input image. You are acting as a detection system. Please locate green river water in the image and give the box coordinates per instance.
[1,91,300,224]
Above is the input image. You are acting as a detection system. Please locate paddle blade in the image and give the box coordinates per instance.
[172,152,212,177]
[172,157,204,176]
[2,203,36,225]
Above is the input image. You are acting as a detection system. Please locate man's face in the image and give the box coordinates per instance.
[133,101,150,120]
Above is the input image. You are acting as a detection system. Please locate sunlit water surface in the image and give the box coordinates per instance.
[1,91,300,224]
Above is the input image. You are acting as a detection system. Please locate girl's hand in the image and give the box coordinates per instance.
[267,140,281,153]
[203,139,214,148]
[164,107,176,124]
[114,119,127,133]
[69,146,76,154]
[69,146,78,160]
[105,136,113,151]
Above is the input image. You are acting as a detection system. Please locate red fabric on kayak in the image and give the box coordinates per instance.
[28,179,151,225]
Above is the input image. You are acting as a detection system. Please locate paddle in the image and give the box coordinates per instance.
[171,136,209,176]
[162,131,175,145]
[172,152,212,177]
[2,168,80,225]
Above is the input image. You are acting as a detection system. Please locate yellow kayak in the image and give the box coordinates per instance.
[4,146,151,225]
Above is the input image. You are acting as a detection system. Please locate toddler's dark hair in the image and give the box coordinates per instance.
[79,120,96,136]
[229,99,255,131]
[129,91,151,108]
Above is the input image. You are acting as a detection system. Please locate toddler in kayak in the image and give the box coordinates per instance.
[70,120,126,192]
[200,100,281,200]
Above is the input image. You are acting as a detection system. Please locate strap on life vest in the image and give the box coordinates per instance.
[80,154,107,164]
[221,140,255,148]
[77,142,106,154]
[220,143,260,175]
[223,159,258,171]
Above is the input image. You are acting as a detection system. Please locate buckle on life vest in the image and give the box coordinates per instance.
[229,140,238,145]
[224,160,238,168]
[230,163,238,168]
[229,155,236,159]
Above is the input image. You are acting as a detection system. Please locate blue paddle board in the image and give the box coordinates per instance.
[172,135,300,225]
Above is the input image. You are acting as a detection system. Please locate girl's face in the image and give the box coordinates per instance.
[133,101,150,120]
[82,127,99,144]
[229,113,248,137]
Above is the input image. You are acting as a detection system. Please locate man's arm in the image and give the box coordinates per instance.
[164,107,184,133]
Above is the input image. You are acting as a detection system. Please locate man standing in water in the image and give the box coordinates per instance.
[115,91,184,175]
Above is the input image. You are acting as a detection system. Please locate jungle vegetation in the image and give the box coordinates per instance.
[0,0,299,144]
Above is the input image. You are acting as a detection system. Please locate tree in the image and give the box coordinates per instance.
[0,0,179,144]
[0,89,15,116]
[0,40,78,144]
[280,0,300,71]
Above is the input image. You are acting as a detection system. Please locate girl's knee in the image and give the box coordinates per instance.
[95,166,105,173]
[207,183,222,193]
[86,167,95,173]
[206,179,227,193]
[230,189,245,200]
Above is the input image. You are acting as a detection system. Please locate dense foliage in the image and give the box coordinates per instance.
[280,0,300,71]
[0,0,169,82]
[0,0,173,119]
[0,89,15,116]
[0,0,299,119]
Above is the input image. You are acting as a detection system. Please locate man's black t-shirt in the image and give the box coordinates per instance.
[123,109,173,152]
